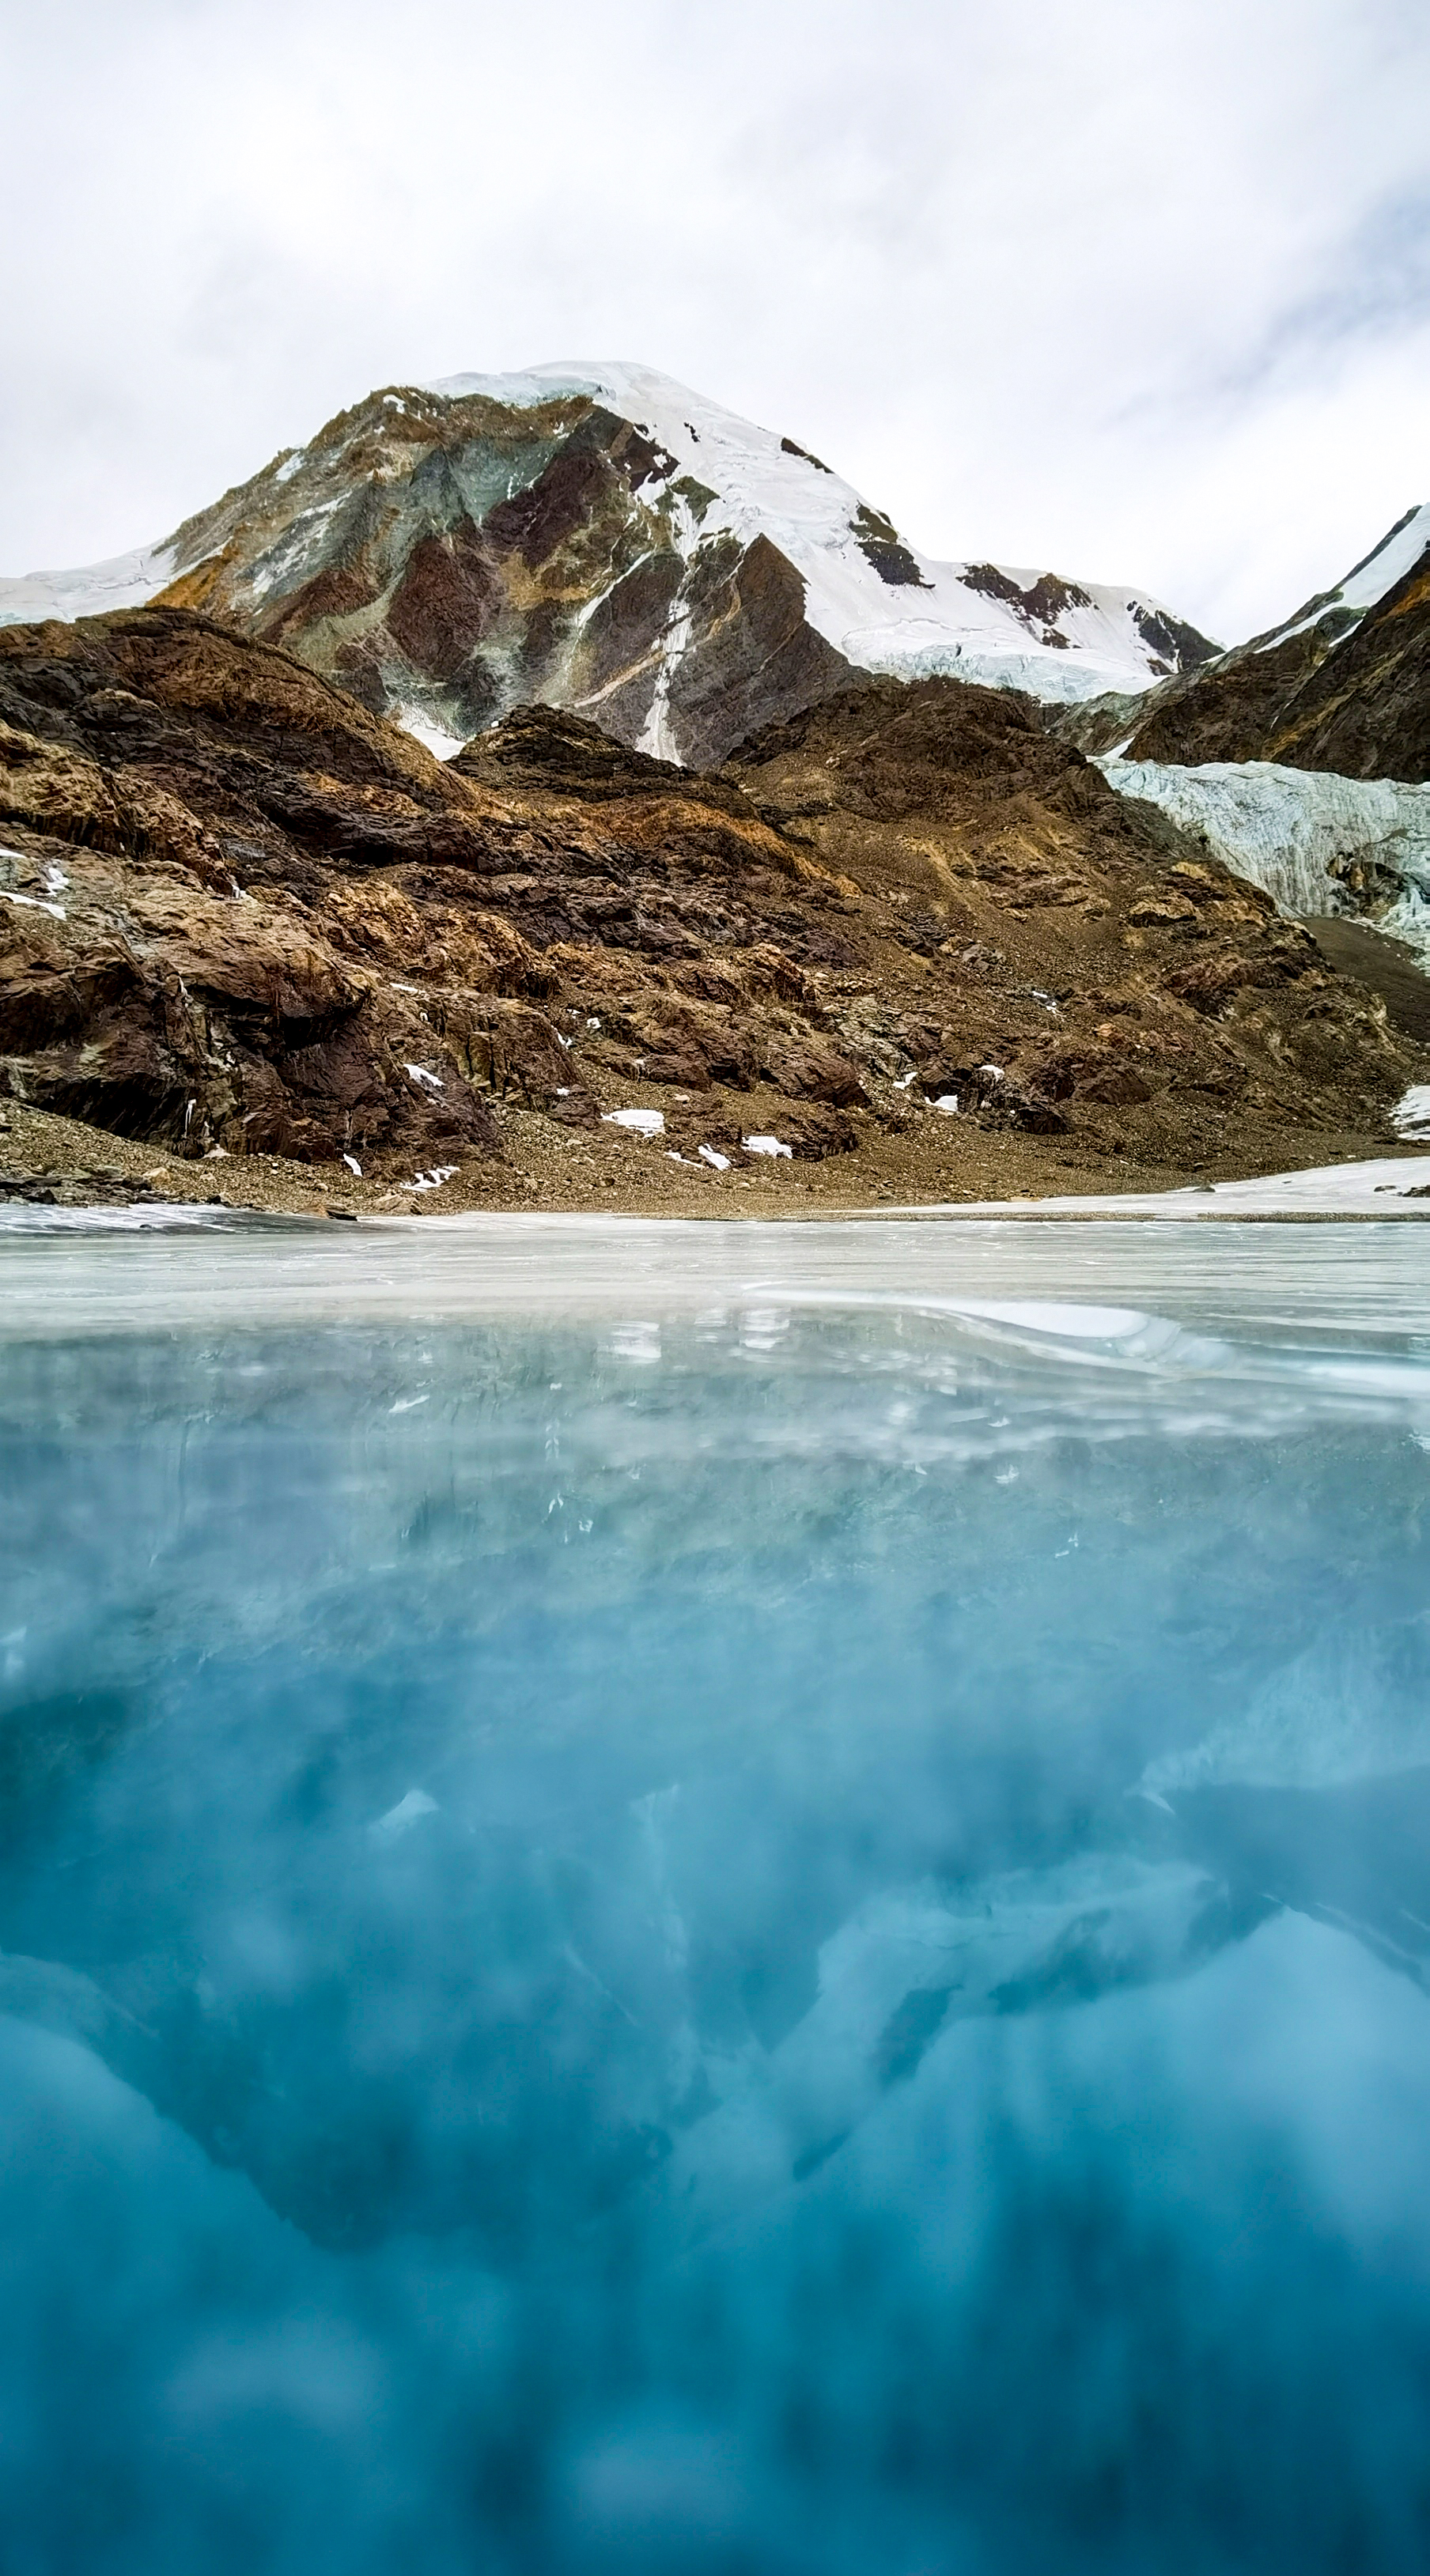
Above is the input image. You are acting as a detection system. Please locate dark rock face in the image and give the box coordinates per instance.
[1259,549,1430,780]
[1122,539,1430,781]
[384,527,505,678]
[0,613,1420,1188]
[664,535,853,768]
[1119,624,1331,767]
[852,505,931,588]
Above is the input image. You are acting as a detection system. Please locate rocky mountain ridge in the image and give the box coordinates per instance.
[0,364,1217,769]
[1066,503,1430,784]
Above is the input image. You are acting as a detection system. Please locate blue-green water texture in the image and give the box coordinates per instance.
[3,1211,1430,2575]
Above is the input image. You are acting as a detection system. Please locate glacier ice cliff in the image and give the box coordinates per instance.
[1103,754,1430,958]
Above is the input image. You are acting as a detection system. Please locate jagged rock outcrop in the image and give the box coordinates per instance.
[2,607,1417,1199]
[0,365,1217,769]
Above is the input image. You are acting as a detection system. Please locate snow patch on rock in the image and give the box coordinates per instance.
[603,1107,665,1138]
[394,705,466,762]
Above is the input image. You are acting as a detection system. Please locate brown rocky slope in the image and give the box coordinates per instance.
[0,608,1421,1214]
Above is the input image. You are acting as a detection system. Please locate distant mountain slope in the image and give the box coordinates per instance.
[1118,504,1430,780]
[0,364,1216,766]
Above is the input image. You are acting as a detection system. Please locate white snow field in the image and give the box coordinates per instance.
[0,542,178,627]
[888,1144,1430,1220]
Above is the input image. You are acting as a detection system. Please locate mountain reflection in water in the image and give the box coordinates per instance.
[2,1223,1429,2575]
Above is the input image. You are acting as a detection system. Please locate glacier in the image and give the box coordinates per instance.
[1102,753,1430,957]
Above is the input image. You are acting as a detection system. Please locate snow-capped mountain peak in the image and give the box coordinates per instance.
[429,361,1217,711]
[0,361,1219,765]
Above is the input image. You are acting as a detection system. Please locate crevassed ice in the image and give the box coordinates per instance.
[1101,755,1430,954]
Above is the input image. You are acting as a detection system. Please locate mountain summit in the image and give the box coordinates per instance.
[0,364,1217,766]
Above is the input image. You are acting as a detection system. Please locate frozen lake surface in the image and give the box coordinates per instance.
[2,1212,1430,2574]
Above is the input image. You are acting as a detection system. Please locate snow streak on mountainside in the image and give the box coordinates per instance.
[1248,503,1430,660]
[0,364,1217,766]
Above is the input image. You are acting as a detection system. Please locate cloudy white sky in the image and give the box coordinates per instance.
[2,0,1428,645]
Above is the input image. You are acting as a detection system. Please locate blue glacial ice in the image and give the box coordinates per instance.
[2,1211,1429,2574]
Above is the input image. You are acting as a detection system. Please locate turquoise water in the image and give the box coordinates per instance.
[2,1215,1430,2574]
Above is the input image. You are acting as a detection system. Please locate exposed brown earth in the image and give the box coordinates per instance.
[0,608,1422,1217]
[1303,917,1430,1045]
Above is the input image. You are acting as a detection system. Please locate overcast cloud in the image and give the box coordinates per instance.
[2,0,1428,644]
